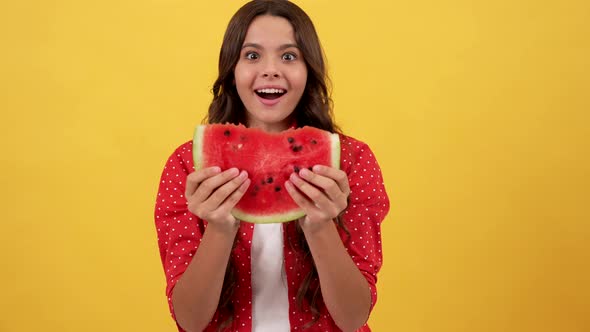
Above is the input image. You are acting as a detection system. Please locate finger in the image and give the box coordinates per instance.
[289,173,332,210]
[216,177,251,213]
[205,170,249,209]
[193,168,240,201]
[312,165,350,196]
[185,166,221,197]
[298,168,344,202]
[284,180,317,212]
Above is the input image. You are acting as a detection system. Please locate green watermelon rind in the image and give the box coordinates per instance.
[232,208,306,224]
[192,125,341,224]
[193,125,205,170]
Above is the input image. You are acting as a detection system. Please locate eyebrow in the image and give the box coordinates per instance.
[241,42,299,50]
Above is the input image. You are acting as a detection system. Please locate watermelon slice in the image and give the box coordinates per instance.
[193,123,340,224]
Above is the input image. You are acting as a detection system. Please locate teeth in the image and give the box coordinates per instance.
[256,88,285,94]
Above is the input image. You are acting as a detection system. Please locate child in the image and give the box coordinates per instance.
[154,1,390,331]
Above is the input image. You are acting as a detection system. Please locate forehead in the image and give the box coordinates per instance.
[243,15,296,44]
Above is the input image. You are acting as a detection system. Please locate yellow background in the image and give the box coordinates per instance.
[1,0,588,331]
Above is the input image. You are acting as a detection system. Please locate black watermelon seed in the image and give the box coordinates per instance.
[224,130,230,136]
[308,166,313,171]
[291,145,303,152]
[261,179,266,185]
[287,137,294,143]
[293,166,300,172]
[311,139,317,144]
[275,186,281,192]
[266,177,274,184]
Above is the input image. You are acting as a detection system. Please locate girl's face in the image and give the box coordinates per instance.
[234,15,308,133]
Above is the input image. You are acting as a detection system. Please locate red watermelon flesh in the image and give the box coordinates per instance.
[193,123,340,223]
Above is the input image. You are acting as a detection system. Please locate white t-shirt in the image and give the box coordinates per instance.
[251,223,291,331]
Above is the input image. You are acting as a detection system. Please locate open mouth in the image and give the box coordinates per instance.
[255,88,287,100]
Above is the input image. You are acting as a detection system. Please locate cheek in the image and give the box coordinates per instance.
[287,64,307,90]
[293,68,308,91]
[234,64,254,87]
[234,79,252,98]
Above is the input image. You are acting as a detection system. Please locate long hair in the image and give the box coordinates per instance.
[205,0,340,133]
[204,1,347,330]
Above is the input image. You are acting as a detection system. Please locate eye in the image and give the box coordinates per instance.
[282,53,297,61]
[245,51,259,60]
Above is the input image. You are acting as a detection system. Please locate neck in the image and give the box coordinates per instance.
[247,118,293,133]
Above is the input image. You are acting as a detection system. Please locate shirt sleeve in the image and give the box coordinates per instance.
[154,142,203,324]
[338,137,391,314]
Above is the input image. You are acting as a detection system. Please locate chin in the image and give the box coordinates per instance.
[247,114,292,131]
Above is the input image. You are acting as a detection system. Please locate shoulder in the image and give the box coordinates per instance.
[338,133,371,151]
[161,140,195,174]
[170,140,193,156]
[337,133,377,170]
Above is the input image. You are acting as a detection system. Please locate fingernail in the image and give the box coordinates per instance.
[299,168,310,177]
[312,165,322,172]
[230,167,239,175]
[239,170,248,178]
[212,166,221,173]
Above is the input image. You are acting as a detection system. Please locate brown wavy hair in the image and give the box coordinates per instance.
[205,0,340,132]
[203,0,349,330]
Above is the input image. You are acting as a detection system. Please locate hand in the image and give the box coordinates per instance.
[285,165,350,233]
[185,167,250,234]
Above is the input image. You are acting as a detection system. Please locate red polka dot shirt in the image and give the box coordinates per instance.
[154,134,390,331]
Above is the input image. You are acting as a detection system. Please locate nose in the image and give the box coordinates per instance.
[261,58,281,78]
[263,72,280,78]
